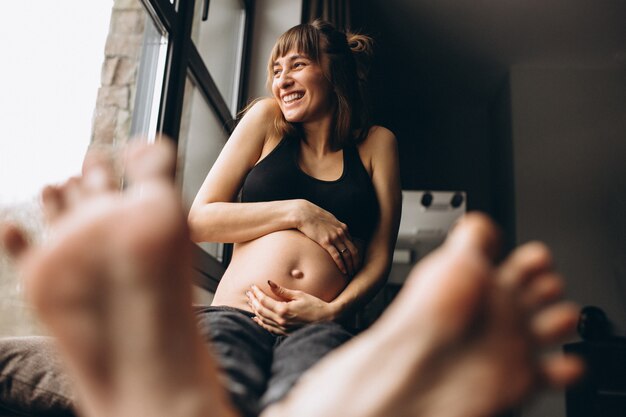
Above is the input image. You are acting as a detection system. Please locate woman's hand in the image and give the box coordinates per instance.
[294,200,361,276]
[246,281,336,335]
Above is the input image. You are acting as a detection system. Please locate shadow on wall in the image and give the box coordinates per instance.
[0,201,46,336]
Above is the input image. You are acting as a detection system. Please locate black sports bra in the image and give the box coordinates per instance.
[241,135,380,242]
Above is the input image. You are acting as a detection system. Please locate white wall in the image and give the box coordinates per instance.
[511,66,626,417]
[246,0,302,101]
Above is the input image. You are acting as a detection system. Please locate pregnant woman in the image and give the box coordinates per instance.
[186,19,401,416]
[0,19,583,417]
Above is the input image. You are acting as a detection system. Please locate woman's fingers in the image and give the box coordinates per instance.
[249,302,286,331]
[267,280,298,301]
[248,287,291,334]
[339,239,360,276]
[247,286,290,326]
[337,245,353,275]
[324,242,348,274]
[299,205,355,275]
[252,316,288,335]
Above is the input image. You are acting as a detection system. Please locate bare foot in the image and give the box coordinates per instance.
[1,141,237,417]
[1,149,582,417]
[263,213,583,417]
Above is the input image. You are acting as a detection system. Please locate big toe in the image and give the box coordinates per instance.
[398,214,501,342]
[445,212,502,261]
[123,137,176,186]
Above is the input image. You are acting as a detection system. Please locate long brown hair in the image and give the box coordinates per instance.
[265,19,374,150]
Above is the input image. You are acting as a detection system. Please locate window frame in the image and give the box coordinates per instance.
[140,0,254,292]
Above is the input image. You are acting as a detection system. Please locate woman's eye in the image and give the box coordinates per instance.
[273,69,281,77]
[294,62,305,68]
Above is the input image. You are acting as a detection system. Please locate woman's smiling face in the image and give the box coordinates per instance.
[271,51,335,124]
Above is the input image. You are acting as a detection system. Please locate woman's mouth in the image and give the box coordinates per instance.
[282,92,304,104]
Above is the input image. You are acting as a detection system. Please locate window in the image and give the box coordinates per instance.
[0,2,112,204]
[191,0,247,116]
[130,8,169,141]
[138,0,253,291]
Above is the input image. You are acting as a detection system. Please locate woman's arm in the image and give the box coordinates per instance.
[247,127,402,330]
[188,99,360,274]
[326,127,402,318]
[188,98,298,243]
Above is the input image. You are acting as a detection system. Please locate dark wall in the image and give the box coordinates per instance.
[511,67,626,329]
[354,1,515,238]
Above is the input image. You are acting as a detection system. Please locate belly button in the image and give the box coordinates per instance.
[290,269,304,279]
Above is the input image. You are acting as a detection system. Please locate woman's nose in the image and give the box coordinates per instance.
[277,72,294,88]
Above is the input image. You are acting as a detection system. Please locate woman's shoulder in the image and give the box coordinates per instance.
[232,98,280,148]
[241,97,281,123]
[235,98,286,163]
[353,126,397,175]
[358,125,397,154]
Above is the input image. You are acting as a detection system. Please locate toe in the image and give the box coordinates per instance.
[531,302,580,346]
[63,177,84,209]
[521,272,564,310]
[400,236,491,343]
[82,148,119,193]
[0,223,30,260]
[445,212,502,261]
[539,353,585,388]
[124,137,176,186]
[498,241,553,289]
[41,185,66,223]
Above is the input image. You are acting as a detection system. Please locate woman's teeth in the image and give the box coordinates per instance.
[283,93,304,103]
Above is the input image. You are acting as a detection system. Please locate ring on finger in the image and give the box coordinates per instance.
[340,247,349,254]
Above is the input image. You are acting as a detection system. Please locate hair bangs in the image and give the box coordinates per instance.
[267,25,321,88]
[260,20,374,150]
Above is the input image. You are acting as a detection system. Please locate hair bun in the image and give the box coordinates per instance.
[347,33,374,58]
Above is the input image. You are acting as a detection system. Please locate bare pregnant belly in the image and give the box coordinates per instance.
[211,230,350,311]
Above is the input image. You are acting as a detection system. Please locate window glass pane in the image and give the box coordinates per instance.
[191,0,246,115]
[178,75,229,261]
[1,2,110,205]
[129,5,168,141]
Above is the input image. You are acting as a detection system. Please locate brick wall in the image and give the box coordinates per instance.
[92,0,145,148]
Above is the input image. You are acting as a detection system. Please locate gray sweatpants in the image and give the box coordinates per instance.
[195,306,353,417]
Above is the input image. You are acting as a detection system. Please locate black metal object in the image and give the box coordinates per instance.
[140,0,178,34]
[202,0,210,21]
[450,192,464,208]
[579,306,614,342]
[565,340,626,417]
[188,45,234,132]
[141,0,254,279]
[420,191,433,208]
[564,307,626,417]
[237,0,255,113]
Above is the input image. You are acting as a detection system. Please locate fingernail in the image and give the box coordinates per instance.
[246,291,251,298]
